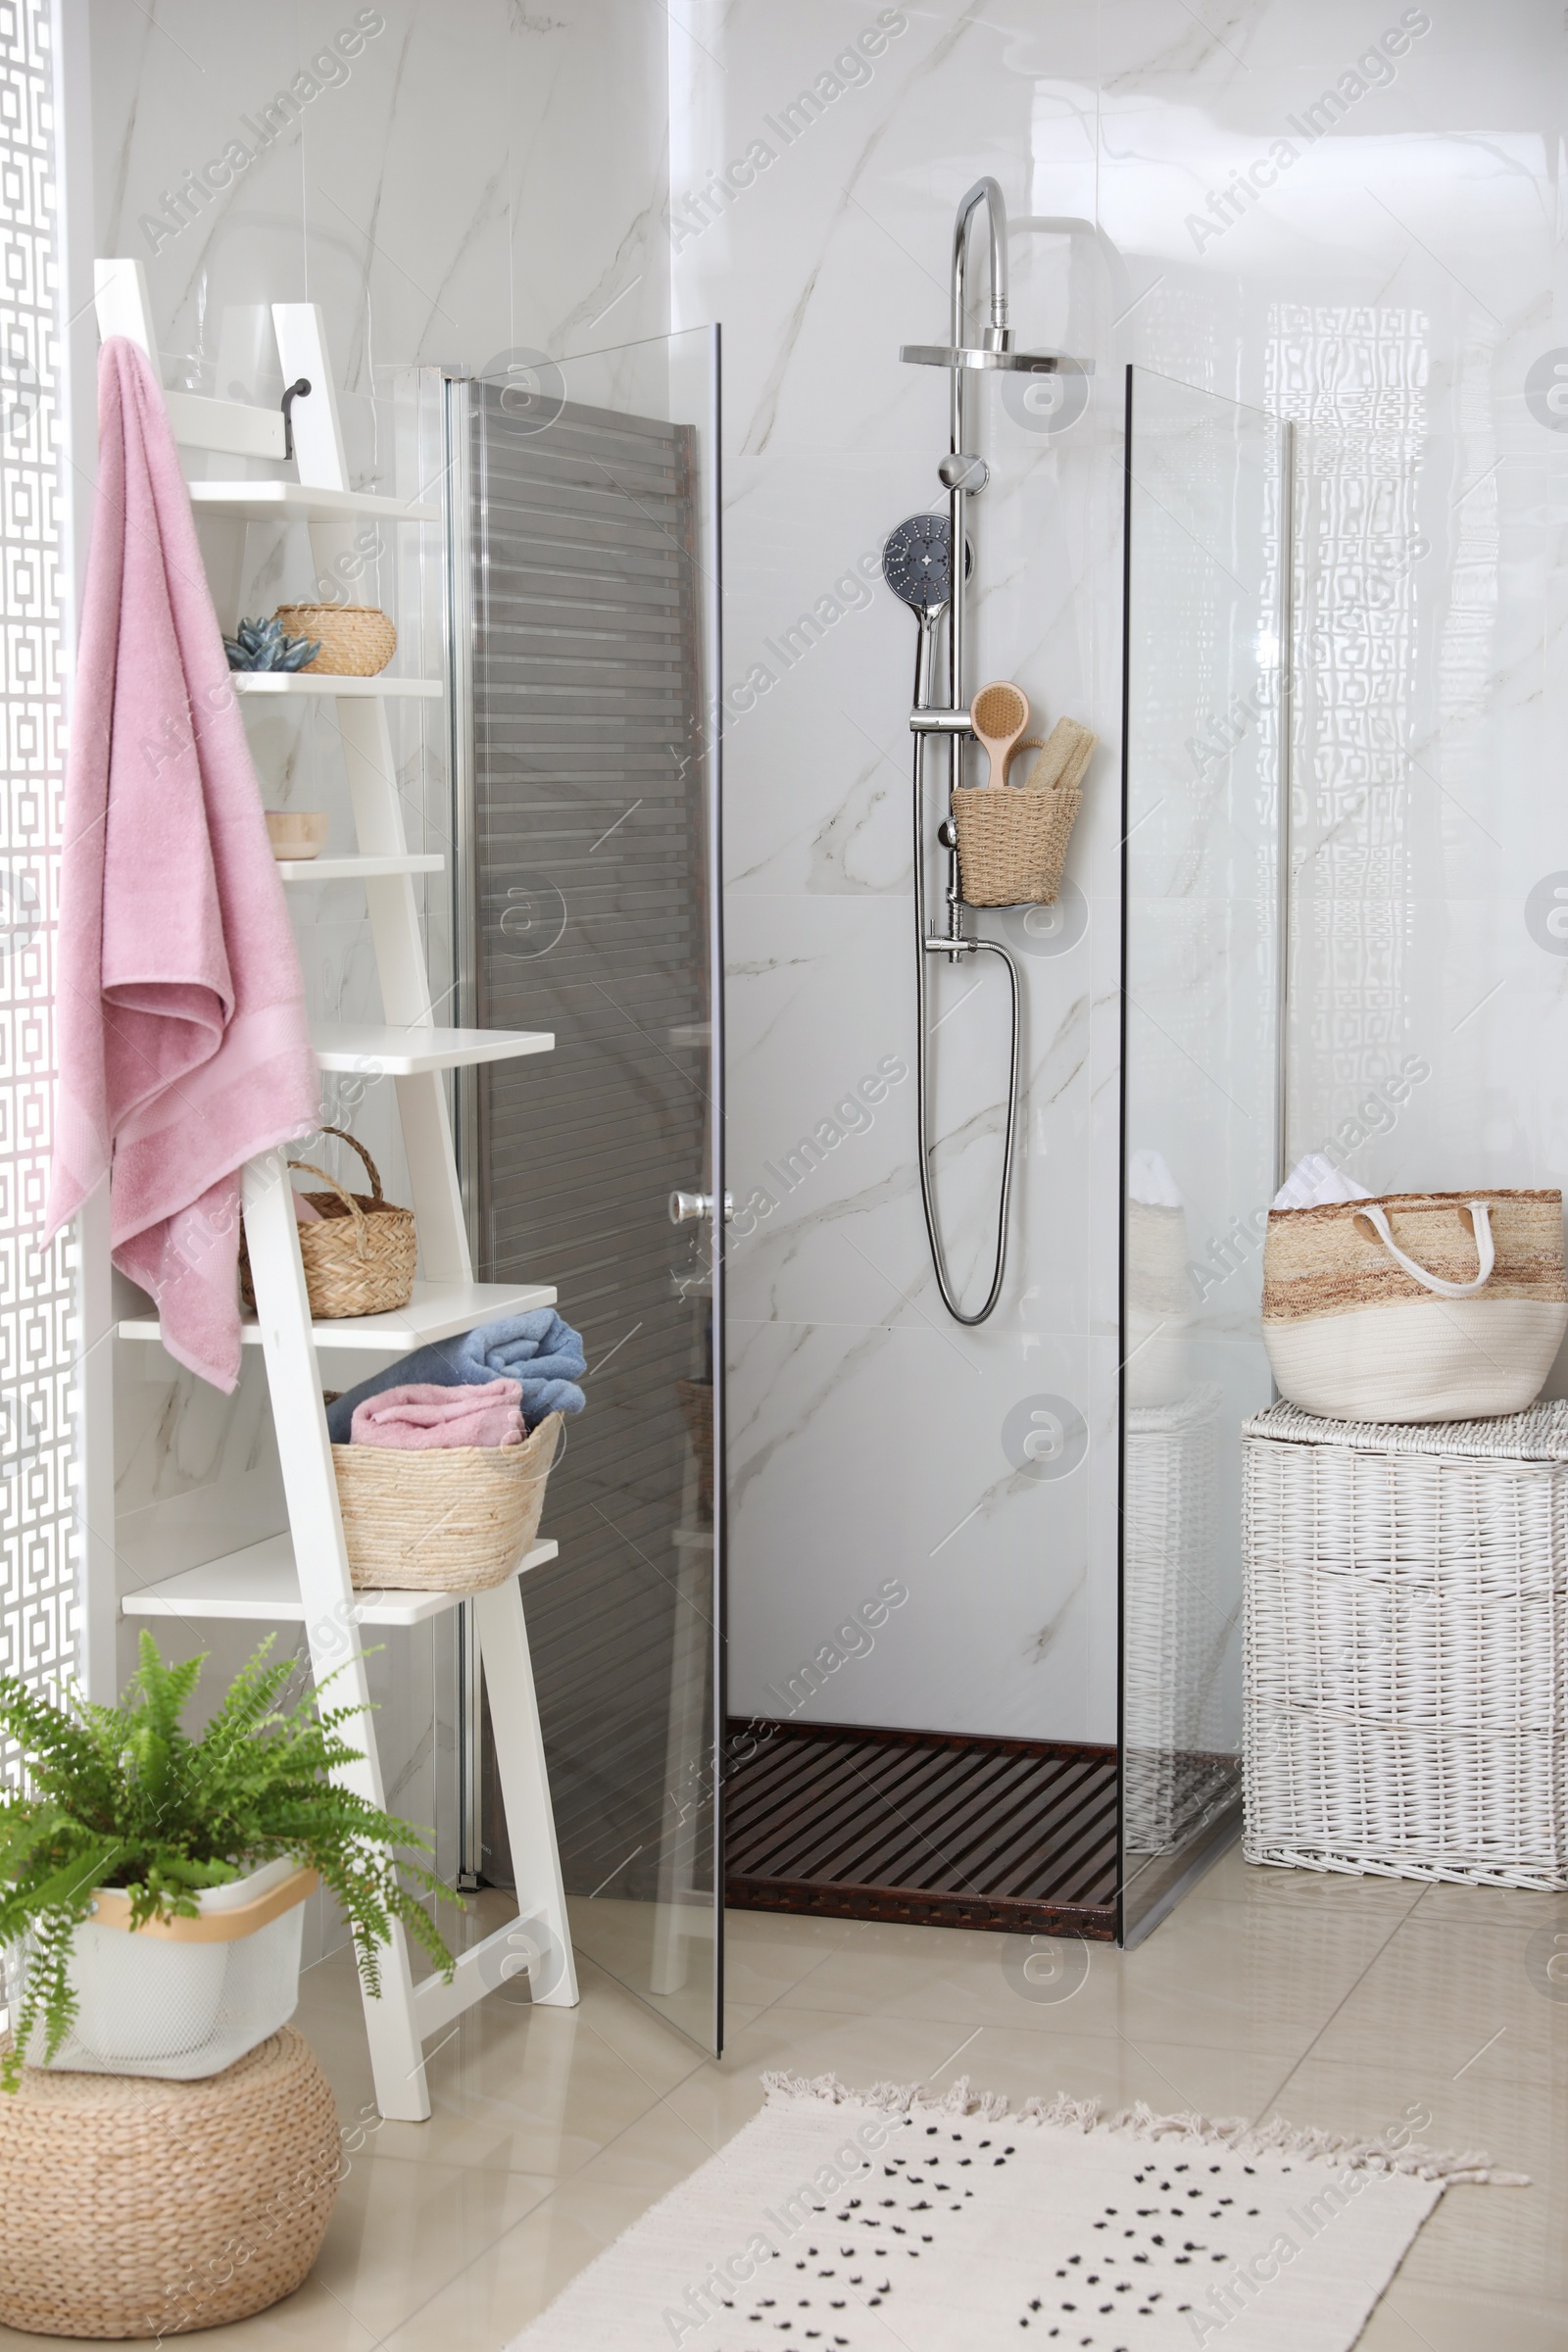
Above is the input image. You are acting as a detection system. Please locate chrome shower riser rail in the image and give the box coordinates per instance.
[890,176,1092,1326]
[910,605,1018,1326]
[911,898,1020,1328]
[931,177,1019,1325]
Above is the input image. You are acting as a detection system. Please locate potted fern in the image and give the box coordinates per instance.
[0,1632,455,2087]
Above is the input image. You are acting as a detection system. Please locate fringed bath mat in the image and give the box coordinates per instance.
[511,2074,1524,2352]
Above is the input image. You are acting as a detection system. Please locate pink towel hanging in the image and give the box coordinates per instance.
[44,337,320,1392]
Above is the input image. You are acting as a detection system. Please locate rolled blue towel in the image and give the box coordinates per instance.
[325,1310,587,1443]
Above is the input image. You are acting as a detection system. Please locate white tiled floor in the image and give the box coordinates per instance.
[6,1851,1565,2349]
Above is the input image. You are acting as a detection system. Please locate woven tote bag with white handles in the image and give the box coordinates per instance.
[1262,1190,1568,1422]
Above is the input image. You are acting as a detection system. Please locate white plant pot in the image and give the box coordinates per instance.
[53,1856,311,2078]
[71,1923,229,2062]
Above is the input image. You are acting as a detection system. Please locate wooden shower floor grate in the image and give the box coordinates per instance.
[723,1719,1119,1938]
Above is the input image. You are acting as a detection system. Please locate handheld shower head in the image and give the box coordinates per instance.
[882,513,952,615]
[881,513,971,617]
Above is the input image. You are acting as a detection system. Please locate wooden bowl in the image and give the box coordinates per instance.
[266,810,328,860]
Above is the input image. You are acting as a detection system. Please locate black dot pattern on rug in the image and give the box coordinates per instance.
[1010,2157,1261,2339]
[733,2114,1007,2341]
[726,2120,1292,2347]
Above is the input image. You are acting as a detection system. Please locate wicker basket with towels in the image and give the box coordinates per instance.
[333,1411,561,1591]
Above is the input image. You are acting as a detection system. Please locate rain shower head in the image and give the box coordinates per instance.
[901,342,1094,374]
[882,513,970,615]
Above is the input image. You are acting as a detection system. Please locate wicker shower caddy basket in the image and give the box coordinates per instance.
[951,728,1090,907]
[272,602,397,675]
[241,1126,416,1319]
[332,1409,562,1592]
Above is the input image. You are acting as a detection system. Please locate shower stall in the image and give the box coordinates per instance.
[723,193,1291,1950]
[426,244,1287,2041]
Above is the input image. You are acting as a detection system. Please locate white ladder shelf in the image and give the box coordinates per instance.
[95,259,579,2121]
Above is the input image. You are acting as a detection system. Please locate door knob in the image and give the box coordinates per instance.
[669,1190,734,1225]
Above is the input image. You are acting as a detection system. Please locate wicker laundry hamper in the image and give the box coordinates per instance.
[242,1126,416,1319]
[272,602,396,675]
[1243,1398,1568,1887]
[333,1410,561,1591]
[0,2027,339,2337]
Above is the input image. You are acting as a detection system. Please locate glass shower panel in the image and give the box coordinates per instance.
[446,328,723,2049]
[1120,367,1286,1941]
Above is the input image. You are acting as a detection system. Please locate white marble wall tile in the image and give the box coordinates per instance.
[686,0,1126,1738]
[727,1313,1103,1740]
[90,0,670,395]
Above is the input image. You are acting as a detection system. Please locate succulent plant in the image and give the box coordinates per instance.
[223,614,321,672]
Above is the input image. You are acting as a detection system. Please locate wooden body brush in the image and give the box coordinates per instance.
[969,680,1030,784]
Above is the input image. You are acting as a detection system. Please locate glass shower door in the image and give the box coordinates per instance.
[446,327,724,2048]
[1119,366,1288,1941]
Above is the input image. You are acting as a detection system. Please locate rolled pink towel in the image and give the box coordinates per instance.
[349,1378,524,1450]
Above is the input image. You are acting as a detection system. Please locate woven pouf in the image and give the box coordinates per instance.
[0,2028,341,2337]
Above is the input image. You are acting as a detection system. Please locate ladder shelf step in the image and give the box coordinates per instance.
[118,1277,558,1353]
[277,854,445,883]
[411,1914,556,2035]
[312,1023,553,1073]
[233,673,442,700]
[189,481,440,523]
[121,1533,560,1628]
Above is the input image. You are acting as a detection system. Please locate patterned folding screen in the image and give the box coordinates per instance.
[0,0,75,1706]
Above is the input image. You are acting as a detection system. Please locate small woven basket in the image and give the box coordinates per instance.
[242,1126,416,1319]
[272,602,397,676]
[333,1410,561,1591]
[0,2027,339,2337]
[952,735,1083,907]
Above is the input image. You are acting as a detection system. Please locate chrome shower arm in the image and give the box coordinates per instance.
[953,176,1009,345]
[949,180,1006,728]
